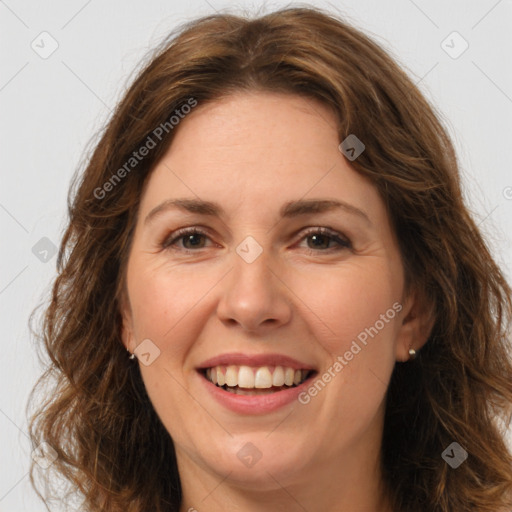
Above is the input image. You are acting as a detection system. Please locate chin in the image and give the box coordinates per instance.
[195,431,314,488]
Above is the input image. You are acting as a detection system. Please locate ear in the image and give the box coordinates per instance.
[395,287,436,362]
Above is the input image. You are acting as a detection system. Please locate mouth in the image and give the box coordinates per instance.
[199,365,316,396]
[196,353,318,413]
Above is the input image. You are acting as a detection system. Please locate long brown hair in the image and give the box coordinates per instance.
[27,6,512,511]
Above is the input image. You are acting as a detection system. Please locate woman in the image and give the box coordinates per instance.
[27,5,512,511]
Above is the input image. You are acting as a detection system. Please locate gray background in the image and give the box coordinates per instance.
[1,0,511,510]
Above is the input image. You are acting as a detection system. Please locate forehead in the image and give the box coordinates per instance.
[139,91,384,223]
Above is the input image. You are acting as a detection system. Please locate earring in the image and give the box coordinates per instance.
[408,348,417,360]
[127,348,135,360]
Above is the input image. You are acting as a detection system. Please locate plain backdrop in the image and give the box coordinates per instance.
[1,0,511,510]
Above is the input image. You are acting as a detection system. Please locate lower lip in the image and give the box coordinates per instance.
[198,371,315,414]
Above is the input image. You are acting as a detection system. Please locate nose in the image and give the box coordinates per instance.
[216,247,293,333]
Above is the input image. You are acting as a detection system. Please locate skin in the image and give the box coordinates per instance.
[120,91,434,511]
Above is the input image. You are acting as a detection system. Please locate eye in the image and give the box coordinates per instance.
[160,227,212,252]
[160,226,352,254]
[297,227,352,253]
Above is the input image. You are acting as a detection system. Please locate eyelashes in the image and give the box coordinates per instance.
[159,226,352,254]
[161,227,212,251]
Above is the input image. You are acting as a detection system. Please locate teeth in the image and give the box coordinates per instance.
[272,366,285,386]
[204,365,309,389]
[284,367,295,386]
[225,387,280,395]
[254,367,272,388]
[225,365,238,387]
[238,366,255,388]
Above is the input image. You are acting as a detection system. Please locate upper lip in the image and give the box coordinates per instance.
[197,352,316,371]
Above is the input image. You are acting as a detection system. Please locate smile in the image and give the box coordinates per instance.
[203,365,313,395]
[196,352,318,413]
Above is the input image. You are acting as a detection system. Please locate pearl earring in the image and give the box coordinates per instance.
[408,348,416,360]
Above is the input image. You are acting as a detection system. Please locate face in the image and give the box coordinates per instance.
[121,91,424,494]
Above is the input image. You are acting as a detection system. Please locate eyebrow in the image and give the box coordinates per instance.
[144,198,372,226]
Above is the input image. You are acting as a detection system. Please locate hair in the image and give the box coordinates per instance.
[27,4,512,512]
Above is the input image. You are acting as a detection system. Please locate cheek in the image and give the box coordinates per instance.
[127,263,214,435]
[126,260,215,358]
[294,259,400,357]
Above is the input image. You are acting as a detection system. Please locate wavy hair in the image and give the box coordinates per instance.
[27,5,512,511]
